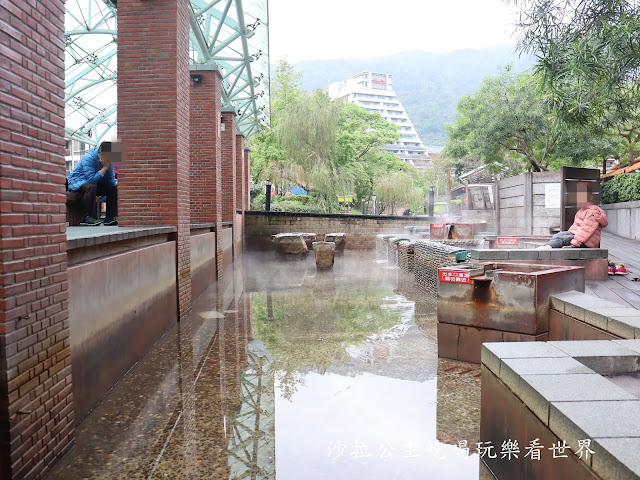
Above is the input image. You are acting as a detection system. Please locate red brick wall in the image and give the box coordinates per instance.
[244,148,251,210]
[0,1,74,478]
[235,135,245,211]
[221,110,237,223]
[117,0,192,316]
[189,68,224,278]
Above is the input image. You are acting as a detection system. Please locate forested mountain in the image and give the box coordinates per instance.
[289,46,533,146]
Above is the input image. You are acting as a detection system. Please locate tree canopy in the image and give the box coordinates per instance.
[249,59,422,212]
[445,68,621,171]
[512,0,640,161]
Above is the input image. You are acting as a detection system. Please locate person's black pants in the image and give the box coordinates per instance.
[546,231,575,248]
[77,182,118,219]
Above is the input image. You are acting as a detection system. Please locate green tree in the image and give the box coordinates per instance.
[512,0,640,162]
[445,68,617,171]
[374,171,422,215]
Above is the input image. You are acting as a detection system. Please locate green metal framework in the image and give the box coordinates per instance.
[64,0,270,146]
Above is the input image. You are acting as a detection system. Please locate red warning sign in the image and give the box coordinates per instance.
[497,237,519,246]
[439,270,473,284]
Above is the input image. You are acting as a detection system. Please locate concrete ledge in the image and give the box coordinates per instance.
[482,340,640,478]
[551,291,640,339]
[67,225,176,249]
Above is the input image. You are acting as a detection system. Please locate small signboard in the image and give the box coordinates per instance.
[545,183,561,209]
[439,270,473,284]
[430,223,446,240]
[497,237,519,246]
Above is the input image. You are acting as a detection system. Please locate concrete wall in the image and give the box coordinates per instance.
[602,200,640,240]
[498,172,562,236]
[68,242,178,422]
[244,212,443,250]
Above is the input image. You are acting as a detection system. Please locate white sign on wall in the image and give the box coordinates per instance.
[545,183,561,209]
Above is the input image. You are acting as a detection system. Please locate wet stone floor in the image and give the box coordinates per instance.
[47,251,485,480]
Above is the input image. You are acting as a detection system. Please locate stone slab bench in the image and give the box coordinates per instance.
[481,340,640,479]
[470,248,609,280]
[550,290,640,340]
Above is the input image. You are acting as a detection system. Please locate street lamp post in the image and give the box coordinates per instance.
[265,180,272,212]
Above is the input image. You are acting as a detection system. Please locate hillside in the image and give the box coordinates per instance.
[291,46,533,146]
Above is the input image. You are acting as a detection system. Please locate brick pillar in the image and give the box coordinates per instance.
[117,0,192,317]
[235,134,245,212]
[189,66,223,278]
[0,2,74,478]
[244,147,252,210]
[220,109,237,223]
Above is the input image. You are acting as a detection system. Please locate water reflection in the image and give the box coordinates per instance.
[45,252,481,480]
[248,253,480,480]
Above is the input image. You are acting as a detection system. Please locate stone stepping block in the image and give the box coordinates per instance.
[312,241,335,269]
[324,233,346,250]
[273,233,308,254]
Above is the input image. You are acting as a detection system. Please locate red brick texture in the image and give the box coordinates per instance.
[233,135,245,251]
[244,148,251,211]
[117,0,192,317]
[235,134,245,212]
[220,110,237,223]
[189,68,223,278]
[0,1,74,478]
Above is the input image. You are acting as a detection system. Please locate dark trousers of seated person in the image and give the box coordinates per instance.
[78,182,117,219]
[546,231,577,248]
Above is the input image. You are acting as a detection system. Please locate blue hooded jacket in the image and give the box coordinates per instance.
[67,147,117,192]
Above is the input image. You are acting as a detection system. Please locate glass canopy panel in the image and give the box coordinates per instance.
[64,0,118,145]
[64,0,269,145]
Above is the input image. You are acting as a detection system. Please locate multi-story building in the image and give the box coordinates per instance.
[65,138,92,174]
[328,72,428,164]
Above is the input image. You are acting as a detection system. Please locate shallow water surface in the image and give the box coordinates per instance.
[47,251,481,480]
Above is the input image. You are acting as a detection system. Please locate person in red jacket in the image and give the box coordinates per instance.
[539,183,608,249]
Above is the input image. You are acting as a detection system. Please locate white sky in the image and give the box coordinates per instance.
[268,0,521,62]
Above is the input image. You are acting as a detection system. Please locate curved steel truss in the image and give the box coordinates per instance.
[65,0,269,145]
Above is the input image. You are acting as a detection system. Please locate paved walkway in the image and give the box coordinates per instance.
[585,232,640,309]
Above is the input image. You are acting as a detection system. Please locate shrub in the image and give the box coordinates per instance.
[601,172,640,204]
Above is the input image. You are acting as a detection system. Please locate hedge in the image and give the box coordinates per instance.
[601,172,640,204]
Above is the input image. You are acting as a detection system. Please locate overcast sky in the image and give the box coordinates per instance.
[268,0,521,62]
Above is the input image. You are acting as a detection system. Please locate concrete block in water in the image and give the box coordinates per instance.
[313,241,335,269]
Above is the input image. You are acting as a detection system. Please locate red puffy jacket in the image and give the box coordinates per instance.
[569,205,608,248]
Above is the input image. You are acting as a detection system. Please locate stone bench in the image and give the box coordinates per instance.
[481,340,640,479]
[469,248,609,280]
[324,233,346,251]
[272,233,308,254]
[550,290,640,340]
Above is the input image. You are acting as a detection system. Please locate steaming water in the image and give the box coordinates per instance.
[46,251,482,480]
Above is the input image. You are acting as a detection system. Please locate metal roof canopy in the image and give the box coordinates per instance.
[64,0,270,145]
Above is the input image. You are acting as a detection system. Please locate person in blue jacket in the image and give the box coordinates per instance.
[67,141,118,226]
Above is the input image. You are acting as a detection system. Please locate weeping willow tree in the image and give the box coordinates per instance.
[276,90,353,210]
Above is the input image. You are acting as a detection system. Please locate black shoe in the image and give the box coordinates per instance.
[103,218,118,226]
[80,216,101,226]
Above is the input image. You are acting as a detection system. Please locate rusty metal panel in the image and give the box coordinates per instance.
[191,232,217,299]
[68,242,178,422]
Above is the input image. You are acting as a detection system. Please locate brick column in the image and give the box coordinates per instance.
[235,133,245,211]
[220,109,237,223]
[0,1,74,478]
[244,147,252,210]
[117,0,192,317]
[189,66,223,278]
